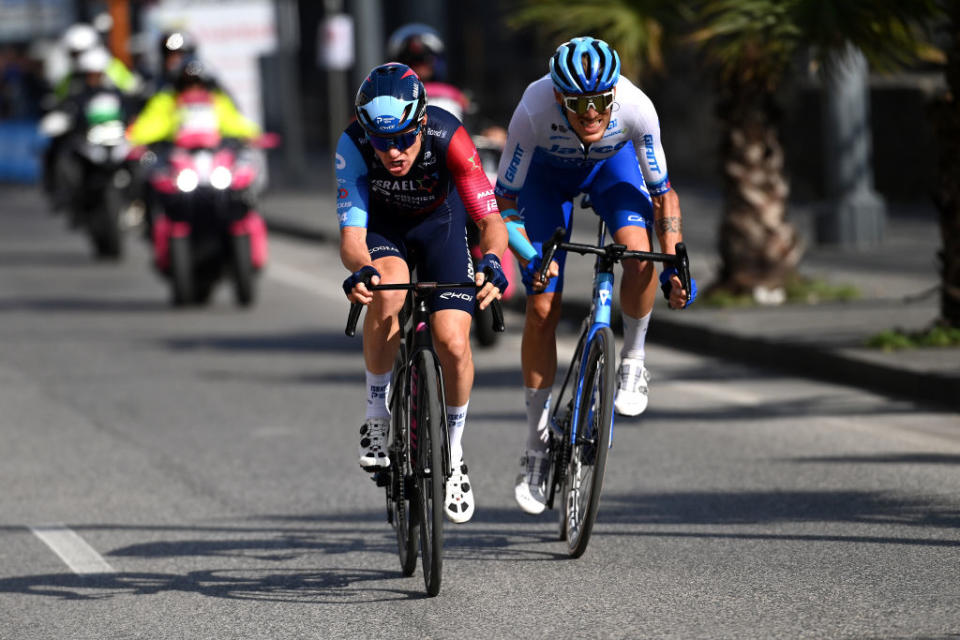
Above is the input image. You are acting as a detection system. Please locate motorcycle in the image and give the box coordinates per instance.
[147,89,270,307]
[39,90,135,259]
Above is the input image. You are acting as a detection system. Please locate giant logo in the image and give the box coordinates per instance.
[643,134,662,173]
[504,145,525,182]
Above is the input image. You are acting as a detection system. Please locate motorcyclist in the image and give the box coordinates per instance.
[126,55,260,236]
[53,22,140,101]
[386,23,506,146]
[42,46,129,215]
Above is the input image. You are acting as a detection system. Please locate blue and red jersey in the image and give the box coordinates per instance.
[335,106,497,229]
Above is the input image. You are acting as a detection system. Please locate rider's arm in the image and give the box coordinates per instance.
[446,126,507,259]
[336,131,373,272]
[126,91,177,145]
[494,103,538,262]
[213,91,260,140]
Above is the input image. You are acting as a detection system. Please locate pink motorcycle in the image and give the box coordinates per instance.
[148,90,273,307]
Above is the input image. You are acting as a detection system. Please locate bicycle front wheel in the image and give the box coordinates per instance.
[563,326,615,558]
[413,350,445,596]
[390,355,418,576]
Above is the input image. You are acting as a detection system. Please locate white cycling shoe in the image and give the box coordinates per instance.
[614,358,650,416]
[358,418,390,470]
[444,460,474,524]
[514,449,550,515]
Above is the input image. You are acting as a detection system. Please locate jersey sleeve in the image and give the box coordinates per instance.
[494,101,535,200]
[335,132,370,228]
[445,126,498,223]
[629,92,671,196]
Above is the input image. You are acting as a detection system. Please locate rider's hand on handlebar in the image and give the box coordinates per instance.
[476,253,507,310]
[521,255,560,292]
[660,266,697,309]
[343,265,380,305]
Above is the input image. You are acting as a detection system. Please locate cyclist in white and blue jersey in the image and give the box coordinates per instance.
[494,37,697,514]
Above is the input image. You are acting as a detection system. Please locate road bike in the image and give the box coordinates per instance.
[537,221,691,557]
[345,275,504,596]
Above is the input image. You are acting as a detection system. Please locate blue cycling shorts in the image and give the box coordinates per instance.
[518,141,653,295]
[365,191,476,315]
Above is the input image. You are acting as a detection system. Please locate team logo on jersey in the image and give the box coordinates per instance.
[505,145,525,182]
[338,188,349,199]
[416,173,439,193]
[427,127,448,138]
[466,152,480,171]
[643,134,662,173]
[335,153,346,170]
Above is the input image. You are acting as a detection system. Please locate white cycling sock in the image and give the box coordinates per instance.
[524,387,552,452]
[447,402,468,467]
[364,370,391,420]
[621,310,651,362]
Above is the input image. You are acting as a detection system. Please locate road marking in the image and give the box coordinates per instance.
[266,262,345,303]
[30,524,115,575]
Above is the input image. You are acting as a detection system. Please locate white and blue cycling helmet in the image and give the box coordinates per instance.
[549,36,621,94]
[355,63,427,135]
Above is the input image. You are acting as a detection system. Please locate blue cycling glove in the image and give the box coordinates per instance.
[659,266,697,308]
[342,265,380,297]
[477,253,509,292]
[520,254,543,287]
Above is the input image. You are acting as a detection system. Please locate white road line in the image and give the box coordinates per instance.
[266,262,344,303]
[30,524,115,575]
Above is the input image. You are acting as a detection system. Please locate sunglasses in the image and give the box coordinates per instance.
[562,91,615,115]
[366,122,423,152]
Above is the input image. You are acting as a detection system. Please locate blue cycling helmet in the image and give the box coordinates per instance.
[355,63,427,135]
[549,37,621,94]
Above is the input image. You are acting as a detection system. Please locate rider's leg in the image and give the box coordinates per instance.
[357,255,408,469]
[432,308,476,523]
[522,290,563,451]
[589,141,657,415]
[431,308,473,463]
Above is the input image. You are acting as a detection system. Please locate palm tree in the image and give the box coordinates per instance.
[509,0,944,299]
[931,2,960,327]
[690,0,943,297]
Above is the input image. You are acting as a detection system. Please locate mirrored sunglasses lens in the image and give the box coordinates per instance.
[565,93,613,114]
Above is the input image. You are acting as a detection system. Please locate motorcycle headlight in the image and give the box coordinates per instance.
[210,166,232,190]
[176,168,199,193]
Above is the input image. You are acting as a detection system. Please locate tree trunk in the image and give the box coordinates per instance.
[933,7,960,328]
[711,78,804,299]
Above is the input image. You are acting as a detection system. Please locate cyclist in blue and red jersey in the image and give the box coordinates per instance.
[494,37,697,515]
[338,63,508,524]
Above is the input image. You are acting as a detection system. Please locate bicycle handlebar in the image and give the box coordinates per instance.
[538,226,693,306]
[345,279,505,337]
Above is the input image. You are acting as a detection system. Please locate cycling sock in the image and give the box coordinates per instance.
[524,387,552,452]
[447,402,468,467]
[621,310,651,362]
[364,370,392,420]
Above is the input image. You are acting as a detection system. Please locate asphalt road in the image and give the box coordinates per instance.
[1,186,959,639]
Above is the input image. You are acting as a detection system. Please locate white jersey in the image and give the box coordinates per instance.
[495,74,671,198]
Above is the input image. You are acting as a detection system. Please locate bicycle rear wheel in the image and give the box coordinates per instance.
[413,350,445,596]
[389,358,418,576]
[563,326,615,558]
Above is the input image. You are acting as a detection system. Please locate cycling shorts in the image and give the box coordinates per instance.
[518,141,653,295]
[366,191,476,315]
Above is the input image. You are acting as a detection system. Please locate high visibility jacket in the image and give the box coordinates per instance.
[126,88,260,146]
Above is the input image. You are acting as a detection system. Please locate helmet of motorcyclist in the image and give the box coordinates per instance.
[62,23,100,57]
[549,36,621,95]
[159,30,198,80]
[354,62,427,136]
[386,23,446,82]
[75,46,111,75]
[173,55,213,93]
